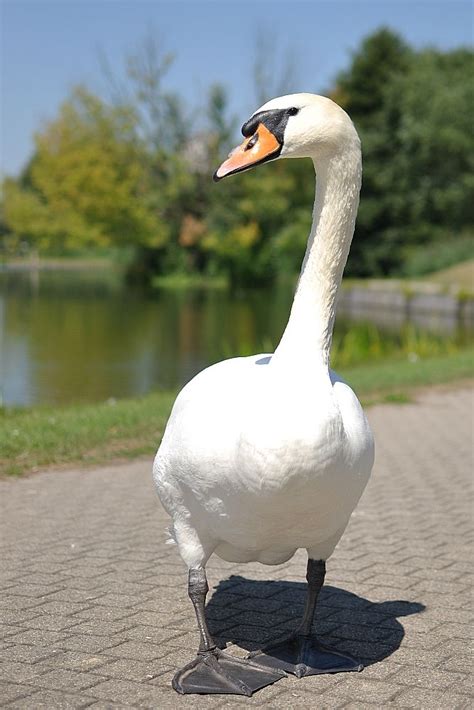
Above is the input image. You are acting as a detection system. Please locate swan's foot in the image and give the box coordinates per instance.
[172,647,285,696]
[249,634,363,678]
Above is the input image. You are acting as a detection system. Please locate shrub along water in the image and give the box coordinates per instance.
[219,322,467,370]
[331,322,462,368]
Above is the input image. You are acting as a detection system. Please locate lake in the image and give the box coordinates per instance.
[1,268,470,407]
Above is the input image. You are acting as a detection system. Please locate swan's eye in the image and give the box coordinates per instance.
[288,107,299,116]
[245,133,259,150]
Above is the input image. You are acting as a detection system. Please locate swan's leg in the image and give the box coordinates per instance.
[249,558,363,677]
[188,568,215,651]
[172,567,285,696]
[297,558,326,635]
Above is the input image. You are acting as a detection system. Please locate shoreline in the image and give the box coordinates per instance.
[1,379,472,482]
[2,349,473,478]
[0,256,118,272]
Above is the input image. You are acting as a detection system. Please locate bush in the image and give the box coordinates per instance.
[401,233,474,277]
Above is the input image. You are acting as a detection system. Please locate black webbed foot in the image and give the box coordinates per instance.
[173,647,286,695]
[249,634,363,677]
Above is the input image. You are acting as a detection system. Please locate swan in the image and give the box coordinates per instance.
[153,93,374,696]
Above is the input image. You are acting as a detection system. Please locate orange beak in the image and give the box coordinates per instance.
[213,123,281,181]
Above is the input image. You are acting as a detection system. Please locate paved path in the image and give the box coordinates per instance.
[0,386,472,709]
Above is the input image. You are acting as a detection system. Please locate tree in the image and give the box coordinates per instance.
[100,31,188,154]
[252,29,300,107]
[335,28,411,121]
[98,33,203,279]
[3,87,164,253]
[206,84,235,163]
[385,49,474,249]
[335,29,473,276]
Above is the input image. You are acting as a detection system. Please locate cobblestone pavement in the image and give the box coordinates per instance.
[0,386,472,709]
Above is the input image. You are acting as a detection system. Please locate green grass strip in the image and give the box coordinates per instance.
[347,347,473,401]
[1,391,176,477]
[1,348,472,477]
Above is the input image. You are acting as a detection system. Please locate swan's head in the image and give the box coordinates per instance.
[214,93,359,181]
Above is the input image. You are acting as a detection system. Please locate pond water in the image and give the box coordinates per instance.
[0,268,470,407]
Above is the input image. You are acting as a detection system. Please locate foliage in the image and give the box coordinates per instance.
[336,30,474,276]
[3,87,164,252]
[2,29,473,284]
[204,158,314,285]
[424,258,474,291]
[401,233,474,278]
[331,321,460,369]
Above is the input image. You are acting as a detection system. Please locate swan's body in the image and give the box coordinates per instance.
[153,93,375,695]
[155,354,372,566]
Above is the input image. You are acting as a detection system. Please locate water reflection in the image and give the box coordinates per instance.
[0,269,470,407]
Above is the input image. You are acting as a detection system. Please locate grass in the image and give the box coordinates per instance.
[349,347,473,405]
[331,322,466,368]
[425,259,474,292]
[151,273,228,290]
[1,247,133,270]
[1,348,472,477]
[229,323,469,370]
[0,391,176,477]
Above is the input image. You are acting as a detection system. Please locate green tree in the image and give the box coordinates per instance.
[335,29,473,276]
[206,84,235,163]
[384,48,474,270]
[101,33,202,280]
[3,87,164,253]
[335,28,411,120]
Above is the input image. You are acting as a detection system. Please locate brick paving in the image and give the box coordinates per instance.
[0,385,472,709]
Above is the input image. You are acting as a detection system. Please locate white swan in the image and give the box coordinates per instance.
[153,93,374,696]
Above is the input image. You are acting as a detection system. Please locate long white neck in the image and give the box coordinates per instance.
[274,144,362,366]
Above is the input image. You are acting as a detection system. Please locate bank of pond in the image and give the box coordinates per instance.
[1,348,473,477]
[1,267,472,408]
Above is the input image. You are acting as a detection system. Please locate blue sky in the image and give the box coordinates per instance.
[2,0,472,175]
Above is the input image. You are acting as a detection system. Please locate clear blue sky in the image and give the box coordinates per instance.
[2,0,472,176]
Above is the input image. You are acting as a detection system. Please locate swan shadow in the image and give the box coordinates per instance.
[206,575,425,667]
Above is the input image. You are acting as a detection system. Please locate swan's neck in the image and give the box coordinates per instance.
[274,145,361,366]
